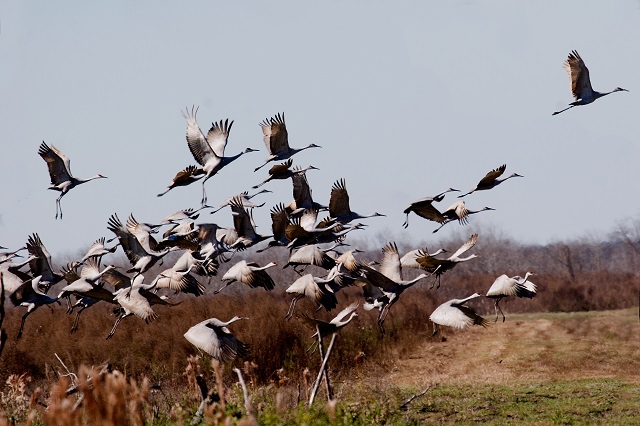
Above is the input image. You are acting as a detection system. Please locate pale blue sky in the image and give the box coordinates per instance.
[1,1,639,256]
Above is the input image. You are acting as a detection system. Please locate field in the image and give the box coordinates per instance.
[1,293,638,424]
[2,232,639,424]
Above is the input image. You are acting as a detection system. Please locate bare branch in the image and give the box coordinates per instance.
[399,385,432,410]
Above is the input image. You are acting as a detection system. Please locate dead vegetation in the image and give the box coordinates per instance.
[0,228,639,423]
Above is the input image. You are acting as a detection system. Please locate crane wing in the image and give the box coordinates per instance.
[26,233,55,279]
[116,289,157,322]
[206,118,233,158]
[564,50,594,101]
[404,199,446,223]
[172,165,205,185]
[80,258,101,279]
[99,267,131,291]
[291,171,314,210]
[185,319,249,362]
[260,112,289,154]
[449,233,478,259]
[230,197,258,239]
[268,158,293,176]
[183,106,216,167]
[329,178,351,218]
[331,301,359,324]
[379,242,402,281]
[107,214,145,267]
[358,263,396,292]
[38,142,72,186]
[477,164,506,187]
[430,301,487,329]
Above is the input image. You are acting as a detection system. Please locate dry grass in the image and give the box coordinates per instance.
[1,234,639,423]
[1,308,638,425]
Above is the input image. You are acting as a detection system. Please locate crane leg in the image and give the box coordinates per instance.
[65,295,73,314]
[106,314,125,339]
[201,182,207,206]
[377,307,388,336]
[55,194,65,220]
[431,323,439,337]
[214,281,233,295]
[552,105,575,116]
[17,311,31,339]
[71,306,87,333]
[495,300,506,323]
[285,296,300,320]
[402,213,409,229]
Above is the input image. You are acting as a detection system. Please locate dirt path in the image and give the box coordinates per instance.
[386,309,640,389]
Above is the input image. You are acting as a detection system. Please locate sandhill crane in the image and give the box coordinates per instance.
[285,273,341,319]
[402,188,460,228]
[0,247,25,264]
[301,301,359,340]
[81,237,118,264]
[0,255,37,296]
[228,196,272,250]
[553,50,628,116]
[208,189,271,214]
[58,261,115,333]
[193,223,229,265]
[415,233,479,288]
[150,264,205,296]
[287,168,327,217]
[13,276,60,339]
[429,293,488,335]
[161,219,197,241]
[284,244,340,273]
[432,200,495,233]
[329,179,385,224]
[254,161,319,189]
[399,248,448,270]
[254,112,321,172]
[157,165,205,197]
[486,272,537,322]
[357,242,429,334]
[184,316,250,362]
[183,107,259,205]
[257,203,291,252]
[285,209,336,247]
[56,260,118,313]
[215,260,276,294]
[107,275,178,339]
[168,250,218,280]
[37,141,107,219]
[125,214,162,252]
[458,164,522,198]
[160,206,210,225]
[107,214,176,276]
[26,233,63,292]
[335,249,365,274]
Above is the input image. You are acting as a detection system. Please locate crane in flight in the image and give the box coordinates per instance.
[486,272,537,322]
[38,141,107,219]
[458,164,522,198]
[402,188,459,228]
[184,316,250,362]
[552,50,628,116]
[183,107,258,205]
[429,293,488,336]
[254,112,321,172]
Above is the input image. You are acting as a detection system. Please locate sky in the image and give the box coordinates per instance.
[1,1,639,257]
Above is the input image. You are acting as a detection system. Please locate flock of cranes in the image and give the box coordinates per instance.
[1,49,625,368]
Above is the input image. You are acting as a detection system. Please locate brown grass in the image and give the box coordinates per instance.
[0,233,639,424]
